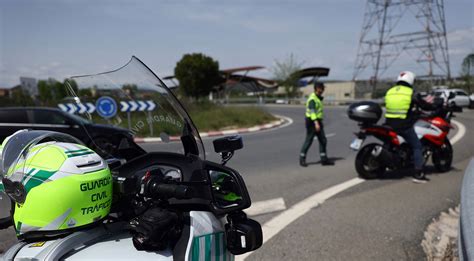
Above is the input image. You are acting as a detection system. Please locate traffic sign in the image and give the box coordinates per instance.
[95,96,118,119]
[59,99,155,115]
[120,100,157,112]
[146,101,156,111]
[58,102,96,114]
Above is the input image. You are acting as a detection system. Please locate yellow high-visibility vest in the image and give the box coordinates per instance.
[305,93,323,120]
[384,85,413,119]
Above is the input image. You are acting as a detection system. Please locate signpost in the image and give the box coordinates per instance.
[59,98,158,134]
[96,96,118,119]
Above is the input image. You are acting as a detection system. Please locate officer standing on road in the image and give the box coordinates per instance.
[384,71,433,184]
[300,82,334,167]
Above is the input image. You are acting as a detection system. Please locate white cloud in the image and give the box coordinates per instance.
[448,27,474,45]
[448,27,474,56]
[0,61,79,86]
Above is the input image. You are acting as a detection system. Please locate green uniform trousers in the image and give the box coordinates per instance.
[300,118,327,160]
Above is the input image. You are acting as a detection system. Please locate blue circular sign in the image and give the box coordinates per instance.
[95,96,117,119]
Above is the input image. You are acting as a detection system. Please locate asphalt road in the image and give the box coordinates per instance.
[145,105,473,260]
[1,105,473,260]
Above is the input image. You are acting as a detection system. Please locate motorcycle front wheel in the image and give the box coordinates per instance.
[355,143,386,179]
[432,139,453,172]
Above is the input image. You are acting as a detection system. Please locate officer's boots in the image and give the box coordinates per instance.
[299,157,308,167]
[321,157,335,166]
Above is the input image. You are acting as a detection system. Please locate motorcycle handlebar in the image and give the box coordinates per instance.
[147,182,194,200]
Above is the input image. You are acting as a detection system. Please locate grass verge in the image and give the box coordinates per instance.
[89,103,277,137]
[188,104,277,132]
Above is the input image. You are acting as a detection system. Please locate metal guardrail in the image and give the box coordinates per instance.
[459,158,474,260]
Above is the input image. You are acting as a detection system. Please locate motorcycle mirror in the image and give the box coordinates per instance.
[205,161,251,216]
[225,212,263,255]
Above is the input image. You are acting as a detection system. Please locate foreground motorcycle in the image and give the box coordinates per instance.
[0,57,262,260]
[347,95,461,179]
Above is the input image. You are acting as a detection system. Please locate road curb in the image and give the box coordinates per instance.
[134,116,286,143]
[421,206,460,260]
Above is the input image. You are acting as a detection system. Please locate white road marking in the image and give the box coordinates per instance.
[245,197,286,217]
[238,120,467,261]
[451,120,465,144]
[258,115,293,133]
[200,115,293,141]
[237,178,365,260]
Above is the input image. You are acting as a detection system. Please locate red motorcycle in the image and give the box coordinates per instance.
[348,95,461,179]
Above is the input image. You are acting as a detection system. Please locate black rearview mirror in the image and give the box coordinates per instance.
[209,170,244,209]
[205,161,251,215]
[225,211,263,255]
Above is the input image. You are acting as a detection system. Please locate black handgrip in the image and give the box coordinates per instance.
[148,183,193,199]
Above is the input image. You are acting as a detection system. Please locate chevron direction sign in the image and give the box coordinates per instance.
[59,100,157,115]
[120,100,157,112]
[58,102,96,114]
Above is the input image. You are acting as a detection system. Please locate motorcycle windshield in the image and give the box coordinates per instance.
[64,56,205,160]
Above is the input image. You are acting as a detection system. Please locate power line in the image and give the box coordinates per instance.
[353,0,451,96]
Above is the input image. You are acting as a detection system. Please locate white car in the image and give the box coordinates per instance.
[433,88,471,108]
[275,99,289,104]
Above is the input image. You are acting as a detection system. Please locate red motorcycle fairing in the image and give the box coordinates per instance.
[422,132,448,147]
[363,126,400,146]
[425,116,453,132]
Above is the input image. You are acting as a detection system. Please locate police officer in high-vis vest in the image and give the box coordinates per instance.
[300,82,334,167]
[385,71,433,183]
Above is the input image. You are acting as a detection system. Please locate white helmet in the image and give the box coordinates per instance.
[396,71,416,86]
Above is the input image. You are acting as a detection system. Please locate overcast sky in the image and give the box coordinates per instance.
[0,0,472,87]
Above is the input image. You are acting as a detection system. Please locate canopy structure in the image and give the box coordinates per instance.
[295,67,330,81]
[164,66,278,93]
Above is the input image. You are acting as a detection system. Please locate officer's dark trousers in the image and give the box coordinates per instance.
[300,118,327,160]
[398,127,423,171]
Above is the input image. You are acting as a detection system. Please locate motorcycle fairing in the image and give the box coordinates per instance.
[4,211,233,261]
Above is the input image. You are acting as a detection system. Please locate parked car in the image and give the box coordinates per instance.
[470,93,474,109]
[275,99,289,104]
[433,88,471,108]
[0,107,142,157]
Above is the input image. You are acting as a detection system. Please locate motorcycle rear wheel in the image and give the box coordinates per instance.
[432,139,453,172]
[355,143,386,179]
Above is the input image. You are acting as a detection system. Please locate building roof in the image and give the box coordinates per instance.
[220,66,265,75]
[296,67,330,79]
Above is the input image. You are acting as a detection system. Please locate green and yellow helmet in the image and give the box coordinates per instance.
[0,130,112,239]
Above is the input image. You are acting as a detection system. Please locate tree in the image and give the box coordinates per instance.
[37,80,53,105]
[174,53,220,100]
[64,79,79,96]
[461,53,474,93]
[122,84,138,99]
[271,53,305,98]
[11,88,34,106]
[53,81,67,101]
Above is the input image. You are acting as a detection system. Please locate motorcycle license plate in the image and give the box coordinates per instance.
[350,138,364,150]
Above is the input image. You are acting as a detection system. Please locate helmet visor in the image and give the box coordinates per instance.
[1,130,82,203]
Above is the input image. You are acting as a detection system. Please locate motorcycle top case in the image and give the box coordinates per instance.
[347,101,382,124]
